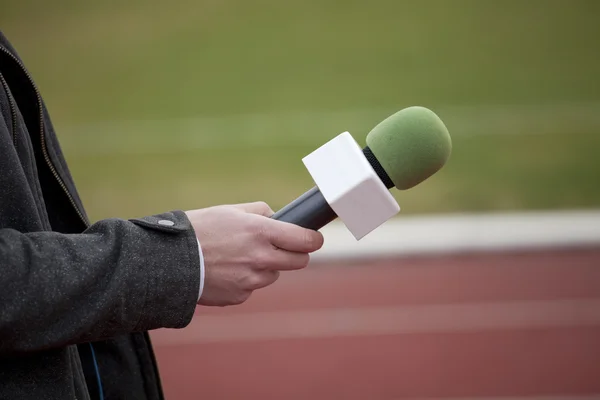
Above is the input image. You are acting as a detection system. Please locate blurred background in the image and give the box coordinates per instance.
[2,0,600,399]
[2,0,600,220]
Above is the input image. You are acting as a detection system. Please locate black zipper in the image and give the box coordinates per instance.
[0,71,17,146]
[0,46,89,228]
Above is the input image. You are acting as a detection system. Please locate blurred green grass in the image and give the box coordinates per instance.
[2,0,600,221]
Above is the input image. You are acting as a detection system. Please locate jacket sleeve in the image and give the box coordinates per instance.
[0,210,200,355]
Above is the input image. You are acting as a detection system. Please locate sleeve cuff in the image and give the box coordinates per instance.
[196,238,205,301]
[129,210,200,330]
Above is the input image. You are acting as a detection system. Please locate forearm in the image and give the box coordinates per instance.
[0,211,200,354]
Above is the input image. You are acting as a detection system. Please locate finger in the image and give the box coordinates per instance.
[263,219,324,253]
[232,201,274,217]
[259,248,311,271]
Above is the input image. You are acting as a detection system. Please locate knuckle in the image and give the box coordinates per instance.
[252,249,272,269]
[231,290,252,305]
[255,201,270,211]
[264,202,275,216]
[248,270,279,290]
[251,201,273,216]
[246,272,266,290]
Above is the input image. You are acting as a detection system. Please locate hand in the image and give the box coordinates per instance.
[185,202,324,307]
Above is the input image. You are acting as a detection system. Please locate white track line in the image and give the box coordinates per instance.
[151,298,600,346]
[311,210,600,261]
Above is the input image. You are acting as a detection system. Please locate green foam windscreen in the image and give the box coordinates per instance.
[365,106,452,190]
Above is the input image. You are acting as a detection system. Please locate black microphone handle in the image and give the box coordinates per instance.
[271,186,337,230]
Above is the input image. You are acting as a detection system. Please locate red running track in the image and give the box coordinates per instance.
[150,248,600,399]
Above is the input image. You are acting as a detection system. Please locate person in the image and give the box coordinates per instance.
[0,30,324,399]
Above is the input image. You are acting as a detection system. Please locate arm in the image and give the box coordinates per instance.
[0,211,200,355]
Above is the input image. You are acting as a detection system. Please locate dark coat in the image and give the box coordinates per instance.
[0,31,200,399]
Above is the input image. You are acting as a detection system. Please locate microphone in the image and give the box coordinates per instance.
[271,106,452,233]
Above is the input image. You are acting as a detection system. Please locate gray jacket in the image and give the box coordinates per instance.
[0,31,200,399]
